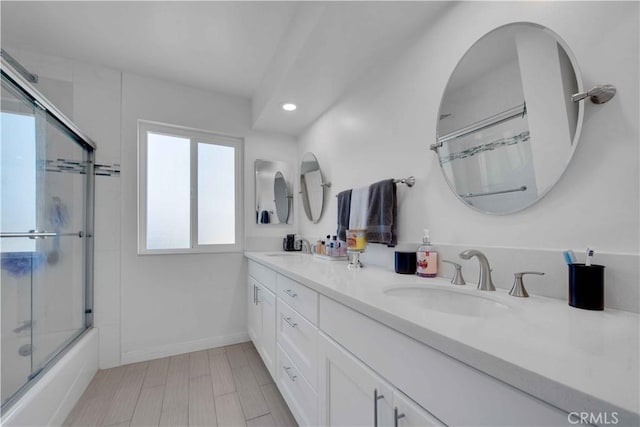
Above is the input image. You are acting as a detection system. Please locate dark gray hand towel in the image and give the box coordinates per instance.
[336,189,352,241]
[366,179,397,247]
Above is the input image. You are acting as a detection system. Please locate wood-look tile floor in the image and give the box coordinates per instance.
[64,342,298,427]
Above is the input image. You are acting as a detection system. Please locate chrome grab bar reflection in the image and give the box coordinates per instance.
[432,102,527,151]
[0,230,84,238]
[460,185,527,198]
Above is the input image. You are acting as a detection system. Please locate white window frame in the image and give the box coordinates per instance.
[138,120,243,255]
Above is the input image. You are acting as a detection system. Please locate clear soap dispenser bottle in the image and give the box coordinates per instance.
[417,229,438,278]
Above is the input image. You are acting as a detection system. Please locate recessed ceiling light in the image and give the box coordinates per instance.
[282,103,297,111]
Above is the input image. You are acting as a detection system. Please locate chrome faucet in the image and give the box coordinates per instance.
[299,238,312,254]
[459,250,496,291]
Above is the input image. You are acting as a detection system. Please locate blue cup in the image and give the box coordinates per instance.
[394,251,417,275]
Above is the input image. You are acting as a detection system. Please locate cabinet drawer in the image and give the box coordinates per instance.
[248,260,277,292]
[278,299,318,390]
[277,274,318,324]
[320,296,570,427]
[277,344,318,426]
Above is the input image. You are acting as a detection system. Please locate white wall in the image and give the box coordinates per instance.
[296,2,639,311]
[118,73,253,363]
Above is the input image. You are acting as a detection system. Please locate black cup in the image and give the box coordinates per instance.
[395,251,417,274]
[568,264,605,310]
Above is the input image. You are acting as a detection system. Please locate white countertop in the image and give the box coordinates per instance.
[245,251,639,423]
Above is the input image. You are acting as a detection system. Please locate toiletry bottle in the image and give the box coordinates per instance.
[416,229,438,278]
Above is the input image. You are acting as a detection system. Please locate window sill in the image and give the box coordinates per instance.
[137,245,243,256]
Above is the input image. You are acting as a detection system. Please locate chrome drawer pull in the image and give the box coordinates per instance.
[284,317,297,328]
[283,366,297,382]
[394,407,406,427]
[284,289,297,298]
[374,389,385,427]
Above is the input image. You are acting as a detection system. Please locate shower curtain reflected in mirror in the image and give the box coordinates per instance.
[1,71,92,410]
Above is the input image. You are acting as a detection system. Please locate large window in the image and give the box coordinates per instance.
[138,121,242,254]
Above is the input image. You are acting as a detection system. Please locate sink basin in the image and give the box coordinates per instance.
[383,286,509,317]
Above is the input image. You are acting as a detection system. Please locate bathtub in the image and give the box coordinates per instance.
[1,328,98,426]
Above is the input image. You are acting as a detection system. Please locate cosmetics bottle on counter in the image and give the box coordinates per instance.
[416,229,438,278]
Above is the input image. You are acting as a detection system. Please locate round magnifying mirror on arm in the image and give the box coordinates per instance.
[300,152,329,223]
[434,22,584,214]
[273,171,290,224]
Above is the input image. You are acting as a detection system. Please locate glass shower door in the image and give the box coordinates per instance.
[1,73,38,405]
[30,112,88,375]
[1,72,90,408]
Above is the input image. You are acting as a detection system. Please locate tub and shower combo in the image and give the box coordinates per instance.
[1,52,98,426]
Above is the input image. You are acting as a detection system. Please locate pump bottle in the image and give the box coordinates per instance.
[416,229,438,278]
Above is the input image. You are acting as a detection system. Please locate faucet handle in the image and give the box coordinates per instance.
[509,271,545,297]
[442,260,466,285]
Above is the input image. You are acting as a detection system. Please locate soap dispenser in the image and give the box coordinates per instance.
[416,229,438,278]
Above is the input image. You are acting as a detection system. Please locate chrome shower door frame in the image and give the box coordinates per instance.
[1,56,96,413]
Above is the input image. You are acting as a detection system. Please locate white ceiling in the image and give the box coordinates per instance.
[1,1,451,135]
[1,1,296,98]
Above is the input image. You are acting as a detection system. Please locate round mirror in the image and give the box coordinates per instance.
[273,171,290,223]
[300,152,327,223]
[435,23,583,214]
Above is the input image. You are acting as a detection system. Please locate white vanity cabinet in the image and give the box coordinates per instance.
[247,261,277,377]
[320,295,571,427]
[318,331,442,427]
[245,255,580,427]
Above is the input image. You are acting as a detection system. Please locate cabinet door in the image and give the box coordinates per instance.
[248,278,259,345]
[393,390,444,427]
[258,282,276,377]
[318,332,394,427]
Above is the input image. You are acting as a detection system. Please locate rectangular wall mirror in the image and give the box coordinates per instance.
[254,159,293,225]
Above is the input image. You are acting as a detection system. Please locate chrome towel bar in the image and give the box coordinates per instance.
[335,176,415,196]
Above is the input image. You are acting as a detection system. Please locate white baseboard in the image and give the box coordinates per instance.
[120,332,250,364]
